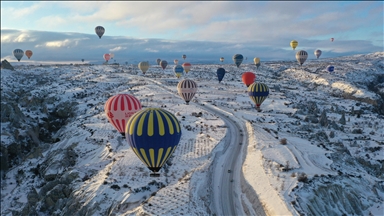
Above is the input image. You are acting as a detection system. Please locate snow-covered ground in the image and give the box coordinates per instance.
[1,52,383,215]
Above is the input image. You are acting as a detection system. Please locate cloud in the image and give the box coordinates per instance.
[109,46,126,52]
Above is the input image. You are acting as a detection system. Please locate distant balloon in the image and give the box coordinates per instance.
[13,49,24,62]
[295,50,308,66]
[95,26,105,39]
[174,59,179,65]
[160,60,168,70]
[232,54,244,68]
[81,59,84,62]
[125,108,182,176]
[104,94,142,138]
[330,38,334,42]
[326,65,335,73]
[314,50,322,59]
[25,50,33,59]
[182,62,191,73]
[220,57,224,62]
[254,57,261,69]
[290,40,298,50]
[110,53,115,59]
[174,65,184,78]
[182,54,186,60]
[242,72,256,87]
[138,61,150,74]
[156,58,161,65]
[248,82,269,111]
[217,68,226,83]
[103,53,111,62]
[177,79,197,105]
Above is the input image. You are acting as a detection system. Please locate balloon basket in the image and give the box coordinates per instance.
[150,173,160,177]
[120,132,126,139]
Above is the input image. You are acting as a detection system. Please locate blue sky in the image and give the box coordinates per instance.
[1,1,383,64]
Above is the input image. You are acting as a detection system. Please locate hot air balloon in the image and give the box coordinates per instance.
[110,53,115,59]
[174,65,184,78]
[125,108,182,177]
[25,50,33,59]
[220,57,224,62]
[295,50,308,66]
[95,26,105,39]
[314,50,322,59]
[103,53,111,62]
[177,79,197,105]
[13,49,24,62]
[182,62,191,73]
[156,58,161,65]
[248,82,269,111]
[242,72,256,87]
[217,68,226,83]
[330,38,334,42]
[290,40,298,50]
[326,65,334,73]
[232,54,243,68]
[182,54,186,60]
[81,59,84,62]
[254,57,261,69]
[160,60,168,70]
[174,59,179,65]
[138,61,150,74]
[105,94,142,138]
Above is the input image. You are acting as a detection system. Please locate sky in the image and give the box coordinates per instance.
[1,1,383,64]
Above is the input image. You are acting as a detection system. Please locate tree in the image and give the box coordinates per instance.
[339,111,346,125]
[319,109,328,127]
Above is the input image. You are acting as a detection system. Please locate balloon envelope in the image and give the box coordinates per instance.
[174,65,184,78]
[125,108,182,174]
[95,26,105,39]
[295,50,308,65]
[103,53,111,61]
[156,58,161,65]
[290,40,298,50]
[160,60,168,70]
[326,65,335,73]
[25,50,33,59]
[104,94,142,137]
[330,38,334,42]
[110,53,115,59]
[242,72,256,87]
[174,59,179,65]
[248,82,269,109]
[138,61,150,74]
[232,54,244,68]
[217,68,226,83]
[13,49,24,62]
[254,57,261,68]
[177,79,197,105]
[182,62,191,73]
[182,54,186,60]
[220,57,224,62]
[314,50,322,59]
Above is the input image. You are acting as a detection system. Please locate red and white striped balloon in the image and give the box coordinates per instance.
[104,94,142,136]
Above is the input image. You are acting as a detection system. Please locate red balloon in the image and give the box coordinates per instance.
[104,94,142,137]
[242,72,256,87]
[103,53,111,61]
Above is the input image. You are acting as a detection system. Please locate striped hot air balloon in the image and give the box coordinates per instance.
[217,68,226,83]
[295,50,308,66]
[242,72,256,87]
[248,82,269,111]
[182,62,191,73]
[177,79,197,105]
[13,49,24,62]
[104,94,142,138]
[254,57,261,69]
[95,26,105,39]
[125,108,182,176]
[290,40,298,50]
[314,49,322,59]
[138,61,150,74]
[174,65,184,78]
[232,54,243,68]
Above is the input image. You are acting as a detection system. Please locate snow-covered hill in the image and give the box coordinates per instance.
[1,52,383,216]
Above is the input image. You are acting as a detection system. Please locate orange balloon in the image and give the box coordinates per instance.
[25,50,33,59]
[242,72,256,87]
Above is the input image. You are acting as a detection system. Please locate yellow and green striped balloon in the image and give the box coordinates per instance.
[125,108,182,173]
[248,82,269,109]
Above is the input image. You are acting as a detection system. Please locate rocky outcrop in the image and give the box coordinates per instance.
[1,59,14,70]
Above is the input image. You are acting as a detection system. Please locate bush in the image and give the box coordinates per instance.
[297,172,308,182]
[280,138,287,145]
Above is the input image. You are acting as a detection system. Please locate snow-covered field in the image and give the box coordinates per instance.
[1,52,383,216]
